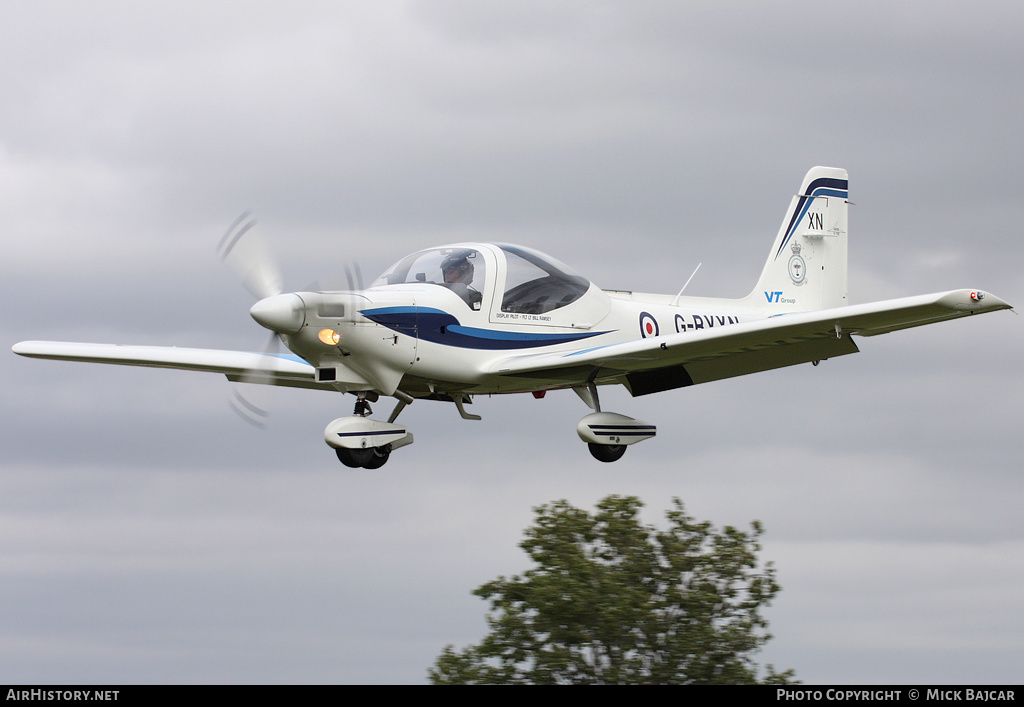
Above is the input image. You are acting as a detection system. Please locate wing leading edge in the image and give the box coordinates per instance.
[11,341,334,391]
[489,289,1012,396]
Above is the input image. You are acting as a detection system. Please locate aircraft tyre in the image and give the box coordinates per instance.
[336,446,374,468]
[588,443,626,463]
[362,444,391,469]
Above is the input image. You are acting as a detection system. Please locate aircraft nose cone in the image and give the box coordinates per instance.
[250,293,306,334]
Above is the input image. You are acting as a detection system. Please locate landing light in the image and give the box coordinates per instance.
[319,328,341,345]
[971,291,985,302]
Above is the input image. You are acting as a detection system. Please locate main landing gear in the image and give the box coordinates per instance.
[573,383,656,463]
[324,395,413,469]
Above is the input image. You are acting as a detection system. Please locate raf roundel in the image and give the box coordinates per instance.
[639,311,659,338]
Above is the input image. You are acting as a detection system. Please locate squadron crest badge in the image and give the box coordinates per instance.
[788,242,807,286]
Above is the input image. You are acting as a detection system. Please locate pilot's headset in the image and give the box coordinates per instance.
[441,250,475,284]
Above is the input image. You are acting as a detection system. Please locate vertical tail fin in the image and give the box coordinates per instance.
[744,166,849,312]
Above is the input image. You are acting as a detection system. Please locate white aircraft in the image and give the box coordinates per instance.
[13,167,1011,468]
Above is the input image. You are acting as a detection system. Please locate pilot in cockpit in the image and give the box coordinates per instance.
[441,250,483,309]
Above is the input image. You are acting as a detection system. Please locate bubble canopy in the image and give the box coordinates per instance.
[494,244,590,314]
[371,244,592,314]
[372,247,486,289]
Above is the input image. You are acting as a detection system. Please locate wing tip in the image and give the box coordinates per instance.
[12,340,47,357]
[937,289,1012,313]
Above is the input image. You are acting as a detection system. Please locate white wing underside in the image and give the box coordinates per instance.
[11,341,331,391]
[489,290,1011,393]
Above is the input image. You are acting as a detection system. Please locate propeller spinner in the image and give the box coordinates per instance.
[250,293,306,335]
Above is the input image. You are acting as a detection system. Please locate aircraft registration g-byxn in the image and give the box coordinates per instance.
[13,167,1012,467]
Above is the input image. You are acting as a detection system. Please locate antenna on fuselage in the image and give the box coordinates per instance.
[672,263,702,306]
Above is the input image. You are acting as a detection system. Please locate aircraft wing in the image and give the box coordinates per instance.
[488,289,1012,396]
[11,341,335,391]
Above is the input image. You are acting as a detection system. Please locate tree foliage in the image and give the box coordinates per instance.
[429,495,794,684]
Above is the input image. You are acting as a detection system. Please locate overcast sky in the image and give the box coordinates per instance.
[2,1,1022,685]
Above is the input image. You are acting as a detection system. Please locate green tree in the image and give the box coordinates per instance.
[429,495,795,684]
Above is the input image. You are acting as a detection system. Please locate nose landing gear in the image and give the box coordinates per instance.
[335,443,392,469]
[587,442,627,463]
[325,395,412,469]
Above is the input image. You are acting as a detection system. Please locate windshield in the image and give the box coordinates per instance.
[498,244,590,314]
[371,247,486,310]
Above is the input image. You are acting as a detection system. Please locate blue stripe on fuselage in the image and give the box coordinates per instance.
[360,306,608,350]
